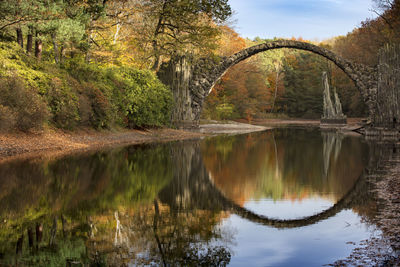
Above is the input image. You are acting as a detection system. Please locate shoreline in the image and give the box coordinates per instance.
[0,128,207,163]
[0,118,381,163]
[0,122,270,163]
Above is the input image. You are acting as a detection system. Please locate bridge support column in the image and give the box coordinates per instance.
[158,56,200,128]
[375,44,400,128]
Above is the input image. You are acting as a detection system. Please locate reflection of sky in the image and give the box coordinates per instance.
[228,0,377,40]
[221,210,376,267]
[244,197,335,220]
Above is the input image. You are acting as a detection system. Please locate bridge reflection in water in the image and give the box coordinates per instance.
[0,129,377,266]
[165,129,369,228]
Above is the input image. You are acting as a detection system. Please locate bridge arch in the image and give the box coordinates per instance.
[187,40,377,124]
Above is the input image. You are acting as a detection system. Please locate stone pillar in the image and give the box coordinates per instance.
[322,71,335,119]
[158,56,199,128]
[321,71,347,124]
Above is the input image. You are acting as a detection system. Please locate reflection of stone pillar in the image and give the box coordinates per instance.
[158,140,225,211]
[322,131,344,179]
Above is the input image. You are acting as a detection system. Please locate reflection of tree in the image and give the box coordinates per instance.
[202,129,367,203]
[0,144,173,265]
[0,141,233,266]
[0,144,174,220]
[148,200,231,266]
[153,141,233,266]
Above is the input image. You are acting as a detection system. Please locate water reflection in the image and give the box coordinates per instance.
[202,129,367,208]
[0,129,376,266]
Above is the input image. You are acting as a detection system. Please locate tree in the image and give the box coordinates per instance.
[279,51,326,118]
[372,0,400,37]
[253,37,287,113]
[133,0,232,70]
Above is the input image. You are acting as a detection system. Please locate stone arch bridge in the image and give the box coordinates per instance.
[158,39,387,128]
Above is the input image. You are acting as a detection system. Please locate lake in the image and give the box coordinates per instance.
[0,128,384,266]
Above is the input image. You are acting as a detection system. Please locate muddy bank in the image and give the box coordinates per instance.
[0,128,207,163]
[0,119,368,162]
[248,117,364,127]
[0,122,269,162]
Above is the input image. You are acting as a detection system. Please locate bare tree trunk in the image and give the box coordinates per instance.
[153,199,167,267]
[113,21,121,45]
[28,227,34,248]
[51,32,59,64]
[49,217,57,246]
[16,27,23,48]
[60,44,65,63]
[151,2,167,71]
[61,214,66,237]
[151,40,161,71]
[85,35,91,63]
[85,19,93,63]
[35,223,43,243]
[35,34,42,60]
[26,27,33,54]
[270,71,280,113]
[16,234,23,254]
[70,43,75,58]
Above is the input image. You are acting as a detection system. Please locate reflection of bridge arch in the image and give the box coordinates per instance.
[189,40,377,122]
[158,140,367,229]
[207,173,366,229]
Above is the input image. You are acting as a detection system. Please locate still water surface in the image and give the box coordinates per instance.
[0,128,378,266]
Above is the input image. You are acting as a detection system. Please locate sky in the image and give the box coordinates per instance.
[228,0,377,41]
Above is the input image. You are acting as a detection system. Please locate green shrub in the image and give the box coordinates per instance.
[0,42,51,94]
[85,83,113,129]
[0,104,17,132]
[0,43,173,131]
[119,68,173,128]
[64,58,105,83]
[47,78,80,129]
[0,76,49,131]
[216,103,234,120]
[64,61,173,128]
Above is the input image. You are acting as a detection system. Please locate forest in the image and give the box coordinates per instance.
[0,0,399,131]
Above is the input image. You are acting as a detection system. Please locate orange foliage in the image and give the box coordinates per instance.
[203,26,272,121]
[216,26,247,56]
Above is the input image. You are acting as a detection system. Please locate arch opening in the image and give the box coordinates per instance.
[190,40,377,123]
